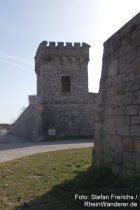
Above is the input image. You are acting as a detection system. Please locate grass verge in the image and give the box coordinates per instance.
[0,148,140,210]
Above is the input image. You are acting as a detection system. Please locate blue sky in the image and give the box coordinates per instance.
[0,0,140,123]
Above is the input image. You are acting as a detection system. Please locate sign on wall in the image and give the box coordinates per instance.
[28,95,37,105]
[48,129,56,136]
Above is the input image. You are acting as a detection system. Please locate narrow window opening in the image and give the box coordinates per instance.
[62,76,71,93]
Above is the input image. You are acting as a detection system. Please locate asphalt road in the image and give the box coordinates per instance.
[0,134,93,163]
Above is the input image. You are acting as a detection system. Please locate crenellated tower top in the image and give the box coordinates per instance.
[35,41,90,74]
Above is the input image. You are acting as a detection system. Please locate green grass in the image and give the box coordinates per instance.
[0,148,140,210]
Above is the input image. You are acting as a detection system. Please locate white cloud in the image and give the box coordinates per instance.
[0,58,31,72]
[0,52,34,73]
[0,52,33,66]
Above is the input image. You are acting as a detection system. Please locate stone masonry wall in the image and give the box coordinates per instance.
[42,100,97,137]
[9,41,97,141]
[94,13,140,176]
[35,41,91,104]
[9,105,42,141]
[35,41,98,137]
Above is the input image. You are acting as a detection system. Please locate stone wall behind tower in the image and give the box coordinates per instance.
[94,13,140,176]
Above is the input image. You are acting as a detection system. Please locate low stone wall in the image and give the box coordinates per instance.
[93,13,140,176]
[9,105,42,141]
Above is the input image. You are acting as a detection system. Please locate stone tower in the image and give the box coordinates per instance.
[35,41,97,138]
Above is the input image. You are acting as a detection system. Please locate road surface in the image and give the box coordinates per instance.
[0,134,93,163]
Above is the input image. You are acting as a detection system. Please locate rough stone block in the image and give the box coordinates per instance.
[133,90,140,104]
[104,151,114,163]
[95,123,102,133]
[131,58,140,75]
[122,137,133,152]
[131,116,140,125]
[136,155,140,172]
[105,106,114,115]
[82,42,90,48]
[66,42,72,47]
[123,152,136,170]
[49,42,56,46]
[117,116,129,135]
[126,78,140,93]
[110,135,122,152]
[132,31,140,47]
[134,139,140,154]
[121,168,136,177]
[111,82,126,95]
[111,94,132,107]
[131,125,140,136]
[105,117,117,135]
[115,106,125,115]
[108,59,118,77]
[126,105,139,115]
[57,42,64,46]
[111,163,120,175]
[118,93,133,106]
[74,42,80,47]
[114,152,123,164]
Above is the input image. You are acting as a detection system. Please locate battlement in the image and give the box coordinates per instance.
[35,41,90,73]
[38,41,90,48]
